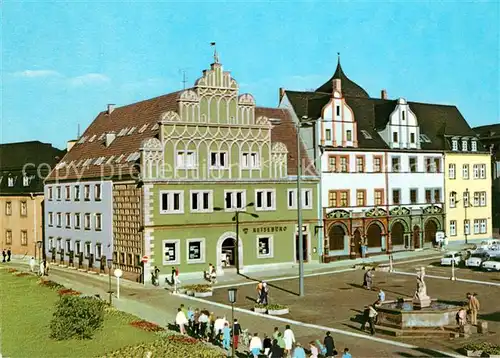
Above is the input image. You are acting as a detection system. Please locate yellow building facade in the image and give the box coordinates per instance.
[445,150,492,243]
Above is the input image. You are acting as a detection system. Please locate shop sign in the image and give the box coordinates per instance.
[252,226,288,234]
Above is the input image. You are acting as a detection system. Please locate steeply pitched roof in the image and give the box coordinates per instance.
[0,141,65,194]
[316,60,370,98]
[473,123,500,139]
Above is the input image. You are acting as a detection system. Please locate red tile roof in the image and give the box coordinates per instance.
[47,92,317,182]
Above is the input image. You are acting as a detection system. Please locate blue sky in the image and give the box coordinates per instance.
[2,1,499,149]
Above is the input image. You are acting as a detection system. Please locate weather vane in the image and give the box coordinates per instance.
[210,42,219,63]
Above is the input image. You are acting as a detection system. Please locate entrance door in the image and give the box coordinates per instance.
[328,225,345,251]
[367,223,382,248]
[353,229,362,256]
[391,222,405,246]
[295,234,308,262]
[221,238,236,267]
[413,225,421,249]
[424,220,438,245]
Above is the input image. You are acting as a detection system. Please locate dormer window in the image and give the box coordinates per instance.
[462,140,468,151]
[471,140,477,152]
[452,140,458,151]
[393,132,398,142]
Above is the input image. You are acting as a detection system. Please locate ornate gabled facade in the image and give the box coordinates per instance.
[280,58,491,261]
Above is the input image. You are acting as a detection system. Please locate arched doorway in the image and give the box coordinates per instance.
[367,223,382,248]
[424,219,438,245]
[413,225,421,249]
[353,229,362,256]
[221,238,236,267]
[391,222,405,246]
[328,224,345,251]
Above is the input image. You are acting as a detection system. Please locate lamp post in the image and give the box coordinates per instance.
[107,259,113,305]
[214,204,259,275]
[228,288,238,358]
[36,241,42,267]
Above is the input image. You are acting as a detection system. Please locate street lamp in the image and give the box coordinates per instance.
[214,203,259,275]
[297,115,316,297]
[37,241,42,267]
[228,288,238,358]
[107,259,113,305]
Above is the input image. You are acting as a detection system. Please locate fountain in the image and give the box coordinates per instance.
[375,267,463,337]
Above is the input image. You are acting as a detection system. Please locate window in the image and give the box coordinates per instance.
[374,189,384,206]
[5,201,12,216]
[409,157,417,173]
[339,190,349,207]
[410,133,416,144]
[425,189,432,204]
[20,201,27,216]
[473,220,480,234]
[74,213,81,229]
[74,186,80,201]
[410,189,418,204]
[339,156,349,172]
[392,189,401,205]
[84,213,91,230]
[65,185,71,200]
[434,158,441,173]
[328,191,337,207]
[473,192,480,207]
[48,237,54,250]
[449,192,456,208]
[127,254,133,266]
[75,241,81,253]
[402,111,406,121]
[56,186,61,200]
[325,129,331,141]
[65,213,71,228]
[210,152,227,168]
[462,164,469,179]
[84,185,90,200]
[257,236,273,258]
[448,164,456,179]
[255,189,276,211]
[464,220,470,235]
[241,152,260,169]
[48,212,54,226]
[224,190,246,210]
[95,184,102,201]
[480,191,486,207]
[462,140,468,151]
[190,190,213,212]
[433,189,441,203]
[425,157,440,173]
[328,156,336,172]
[336,105,340,116]
[48,187,53,200]
[355,156,365,172]
[65,239,71,252]
[21,230,28,246]
[471,141,477,151]
[23,175,29,187]
[449,220,457,236]
[373,156,382,173]
[85,242,92,256]
[302,189,312,209]
[160,191,184,214]
[393,132,398,142]
[95,213,102,231]
[479,164,486,179]
[187,239,205,263]
[95,243,102,258]
[346,130,352,141]
[56,238,62,250]
[480,219,487,234]
[356,190,366,206]
[391,157,400,172]
[5,230,12,245]
[176,150,197,169]
[452,140,458,151]
[473,164,479,179]
[463,191,469,207]
[56,212,62,227]
[163,240,180,265]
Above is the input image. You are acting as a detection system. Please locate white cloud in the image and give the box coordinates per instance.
[12,70,61,78]
[68,73,110,87]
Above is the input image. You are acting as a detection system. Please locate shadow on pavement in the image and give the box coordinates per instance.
[239,274,299,296]
[479,311,500,322]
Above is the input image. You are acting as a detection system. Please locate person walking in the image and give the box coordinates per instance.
[292,342,306,358]
[284,325,296,357]
[7,248,11,262]
[270,338,284,358]
[341,348,352,358]
[193,308,200,336]
[360,304,377,335]
[273,326,280,340]
[324,331,336,357]
[378,289,385,302]
[43,259,49,275]
[222,322,231,355]
[199,310,209,340]
[39,260,45,276]
[232,318,241,350]
[256,281,264,303]
[249,333,262,358]
[29,256,36,273]
[173,267,181,293]
[263,334,272,355]
[175,307,188,334]
[2,249,6,262]
[277,331,286,351]
[363,268,375,290]
[468,292,480,325]
[309,341,319,358]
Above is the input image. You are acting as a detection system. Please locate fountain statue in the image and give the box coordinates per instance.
[413,266,431,308]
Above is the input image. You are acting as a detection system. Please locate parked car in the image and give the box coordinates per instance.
[482,256,500,272]
[441,251,462,266]
[465,252,490,268]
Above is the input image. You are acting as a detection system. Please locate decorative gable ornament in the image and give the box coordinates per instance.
[365,207,387,217]
[140,137,163,151]
[423,205,442,215]
[326,210,350,219]
[160,111,181,123]
[389,206,411,216]
[238,93,255,106]
[256,116,271,126]
[271,142,288,154]
[178,89,199,102]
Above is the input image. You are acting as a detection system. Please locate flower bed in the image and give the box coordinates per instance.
[15,272,31,277]
[130,320,165,332]
[267,304,289,316]
[58,288,81,296]
[183,284,212,293]
[253,304,267,314]
[8,268,18,273]
[168,334,198,344]
[39,279,64,290]
[462,343,500,357]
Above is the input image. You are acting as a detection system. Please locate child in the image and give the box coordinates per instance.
[222,322,231,353]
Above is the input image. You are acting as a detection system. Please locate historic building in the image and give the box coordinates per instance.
[45,55,319,282]
[280,58,486,260]
[474,123,500,235]
[0,141,64,257]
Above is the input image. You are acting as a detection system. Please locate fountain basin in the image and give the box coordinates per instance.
[377,299,462,329]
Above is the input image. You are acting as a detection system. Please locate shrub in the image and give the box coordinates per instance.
[49,295,105,340]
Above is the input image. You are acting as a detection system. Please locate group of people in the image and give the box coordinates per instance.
[203,263,217,284]
[174,304,353,357]
[28,256,49,276]
[456,292,481,327]
[2,249,12,262]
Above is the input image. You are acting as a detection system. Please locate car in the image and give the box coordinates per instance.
[441,251,462,266]
[482,256,500,272]
[465,252,490,268]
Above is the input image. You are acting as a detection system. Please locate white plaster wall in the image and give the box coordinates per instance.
[322,99,355,147]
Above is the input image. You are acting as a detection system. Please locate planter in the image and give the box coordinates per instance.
[253,307,267,314]
[194,291,213,298]
[485,355,500,358]
[186,290,194,296]
[465,351,482,357]
[267,308,289,316]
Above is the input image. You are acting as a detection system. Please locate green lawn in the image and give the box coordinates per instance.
[0,268,157,358]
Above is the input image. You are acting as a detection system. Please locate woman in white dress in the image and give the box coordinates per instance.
[283,324,295,356]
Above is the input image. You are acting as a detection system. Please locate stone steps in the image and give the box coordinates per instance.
[373,324,459,338]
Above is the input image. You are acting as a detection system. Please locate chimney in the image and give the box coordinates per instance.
[67,139,77,152]
[105,132,116,147]
[279,87,285,102]
[332,79,341,94]
[107,104,115,115]
[381,89,388,100]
